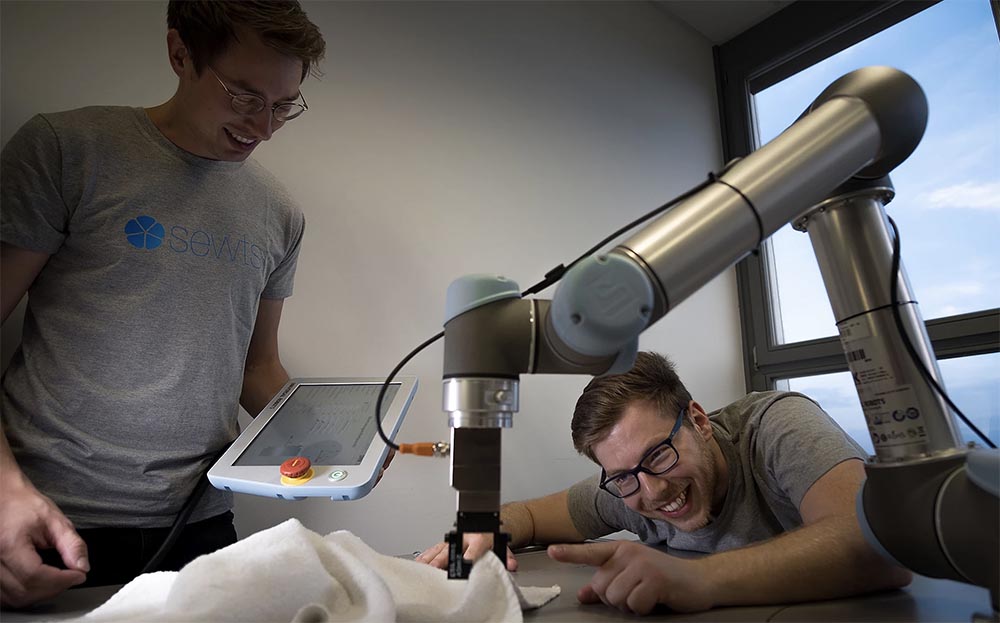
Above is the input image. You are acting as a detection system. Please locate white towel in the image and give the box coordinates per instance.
[75,519,559,622]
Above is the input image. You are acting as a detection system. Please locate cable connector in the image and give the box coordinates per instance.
[399,441,451,457]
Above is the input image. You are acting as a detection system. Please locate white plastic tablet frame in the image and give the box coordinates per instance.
[207,376,418,501]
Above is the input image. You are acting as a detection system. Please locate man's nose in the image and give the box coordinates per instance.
[637,471,668,497]
[248,109,274,141]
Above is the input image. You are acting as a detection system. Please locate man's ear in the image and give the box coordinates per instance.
[166,29,190,77]
[687,401,713,442]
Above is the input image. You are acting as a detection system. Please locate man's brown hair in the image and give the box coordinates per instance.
[167,0,326,82]
[571,351,693,463]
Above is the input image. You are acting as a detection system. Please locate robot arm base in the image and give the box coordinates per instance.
[860,452,1000,611]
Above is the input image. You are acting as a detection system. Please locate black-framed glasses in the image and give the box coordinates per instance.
[599,408,686,499]
[207,66,308,122]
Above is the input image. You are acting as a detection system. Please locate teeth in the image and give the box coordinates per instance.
[229,130,255,144]
[662,488,687,513]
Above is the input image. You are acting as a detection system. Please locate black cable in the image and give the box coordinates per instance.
[140,468,213,574]
[373,171,720,449]
[886,215,995,449]
[375,331,445,451]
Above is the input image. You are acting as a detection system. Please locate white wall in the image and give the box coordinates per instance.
[1,1,746,556]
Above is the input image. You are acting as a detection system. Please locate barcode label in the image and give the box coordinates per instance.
[847,348,867,362]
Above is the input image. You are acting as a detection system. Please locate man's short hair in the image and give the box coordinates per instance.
[571,351,693,463]
[167,0,326,82]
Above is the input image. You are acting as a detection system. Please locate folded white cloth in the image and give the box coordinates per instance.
[75,519,559,622]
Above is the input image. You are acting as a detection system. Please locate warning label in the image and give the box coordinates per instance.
[839,317,927,453]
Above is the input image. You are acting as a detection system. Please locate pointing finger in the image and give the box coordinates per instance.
[547,541,618,567]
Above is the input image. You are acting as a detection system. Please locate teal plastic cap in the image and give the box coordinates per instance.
[444,274,521,325]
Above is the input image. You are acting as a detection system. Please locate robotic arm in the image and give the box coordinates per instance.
[439,66,998,611]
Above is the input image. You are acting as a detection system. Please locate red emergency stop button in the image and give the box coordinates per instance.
[280,456,312,479]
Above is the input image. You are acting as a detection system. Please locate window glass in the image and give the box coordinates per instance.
[754,0,1000,344]
[786,352,999,456]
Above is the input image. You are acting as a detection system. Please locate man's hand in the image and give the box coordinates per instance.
[548,541,713,615]
[0,479,89,608]
[414,534,518,572]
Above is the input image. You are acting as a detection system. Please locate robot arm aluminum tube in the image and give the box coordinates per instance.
[551,67,933,353]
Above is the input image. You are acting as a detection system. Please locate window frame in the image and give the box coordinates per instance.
[714,0,1000,392]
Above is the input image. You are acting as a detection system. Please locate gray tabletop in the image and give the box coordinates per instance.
[1,584,119,622]
[3,548,993,622]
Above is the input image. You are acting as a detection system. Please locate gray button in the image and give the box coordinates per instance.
[329,470,348,481]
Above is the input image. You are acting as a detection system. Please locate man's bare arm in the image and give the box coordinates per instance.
[698,458,911,606]
[0,243,90,607]
[239,298,290,417]
[505,489,588,548]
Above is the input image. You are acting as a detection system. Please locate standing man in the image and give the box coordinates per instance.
[1,1,325,608]
[417,351,912,615]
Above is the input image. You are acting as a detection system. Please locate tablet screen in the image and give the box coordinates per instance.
[234,383,400,467]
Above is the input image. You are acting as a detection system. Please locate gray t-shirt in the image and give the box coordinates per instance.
[1,107,305,528]
[567,391,866,553]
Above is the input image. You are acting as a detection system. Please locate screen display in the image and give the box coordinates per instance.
[234,383,399,467]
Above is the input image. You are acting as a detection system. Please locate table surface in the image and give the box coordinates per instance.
[3,548,994,622]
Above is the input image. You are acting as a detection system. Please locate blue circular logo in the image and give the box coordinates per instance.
[124,215,165,250]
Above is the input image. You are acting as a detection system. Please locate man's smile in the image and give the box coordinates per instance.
[225,127,258,150]
[655,484,691,518]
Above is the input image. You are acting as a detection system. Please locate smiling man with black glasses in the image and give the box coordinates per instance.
[417,351,912,615]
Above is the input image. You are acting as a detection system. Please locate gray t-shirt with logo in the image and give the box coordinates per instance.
[567,391,866,552]
[1,107,305,528]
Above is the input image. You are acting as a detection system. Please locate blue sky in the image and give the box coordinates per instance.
[753,0,998,453]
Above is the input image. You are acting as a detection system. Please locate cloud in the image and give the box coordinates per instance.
[917,279,994,319]
[921,281,986,298]
[923,181,1000,212]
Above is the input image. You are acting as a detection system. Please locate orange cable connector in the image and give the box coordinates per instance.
[398,441,450,457]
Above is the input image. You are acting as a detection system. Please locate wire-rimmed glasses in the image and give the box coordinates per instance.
[207,66,308,122]
[599,408,686,498]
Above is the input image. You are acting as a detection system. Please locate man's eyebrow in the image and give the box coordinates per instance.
[276,88,303,103]
[607,438,665,475]
[228,77,301,103]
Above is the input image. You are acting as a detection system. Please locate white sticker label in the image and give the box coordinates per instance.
[839,319,927,453]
